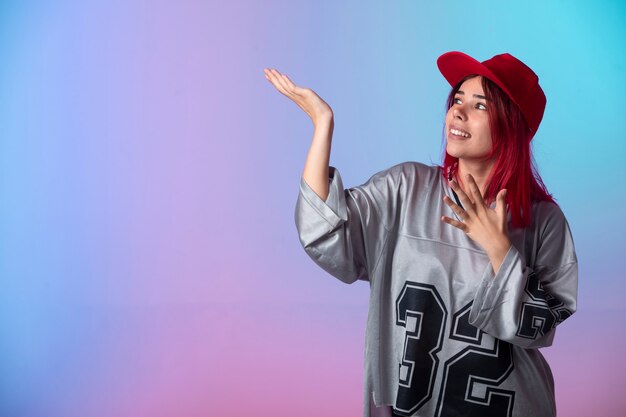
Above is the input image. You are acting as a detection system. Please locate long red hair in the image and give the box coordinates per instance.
[440,74,556,228]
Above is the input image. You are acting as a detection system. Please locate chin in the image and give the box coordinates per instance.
[445,143,462,159]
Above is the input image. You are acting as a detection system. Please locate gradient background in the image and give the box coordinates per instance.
[0,0,624,416]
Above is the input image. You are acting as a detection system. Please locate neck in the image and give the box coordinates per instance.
[456,158,495,197]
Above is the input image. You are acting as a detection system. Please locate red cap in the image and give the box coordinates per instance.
[437,51,546,139]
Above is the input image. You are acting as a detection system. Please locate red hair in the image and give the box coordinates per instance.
[440,74,556,229]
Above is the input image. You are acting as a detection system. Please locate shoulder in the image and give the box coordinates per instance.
[345,161,443,203]
[372,161,442,184]
[532,200,569,229]
[529,200,577,265]
[531,200,575,245]
[357,161,443,206]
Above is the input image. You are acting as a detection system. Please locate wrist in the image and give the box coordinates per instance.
[313,112,334,128]
[485,237,511,275]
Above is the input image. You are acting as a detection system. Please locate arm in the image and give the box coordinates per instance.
[468,203,578,348]
[295,113,366,284]
[302,117,334,202]
[263,67,335,200]
[264,67,402,284]
[295,162,404,284]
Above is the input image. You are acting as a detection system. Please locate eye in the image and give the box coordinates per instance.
[453,97,462,105]
[476,103,487,110]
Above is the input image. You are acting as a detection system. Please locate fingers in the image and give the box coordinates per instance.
[264,68,279,86]
[465,174,486,208]
[272,69,290,93]
[264,68,293,97]
[263,68,282,90]
[441,215,470,233]
[281,72,298,91]
[443,195,469,220]
[448,179,475,213]
[496,188,508,220]
[264,68,327,122]
[275,71,292,92]
[442,194,470,234]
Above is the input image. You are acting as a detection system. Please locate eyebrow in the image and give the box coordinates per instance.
[456,90,491,101]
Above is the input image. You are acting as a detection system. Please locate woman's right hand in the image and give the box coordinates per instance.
[263,68,333,126]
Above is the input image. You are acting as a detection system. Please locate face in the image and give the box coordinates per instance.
[445,76,493,163]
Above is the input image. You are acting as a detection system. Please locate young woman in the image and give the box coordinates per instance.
[263,51,578,417]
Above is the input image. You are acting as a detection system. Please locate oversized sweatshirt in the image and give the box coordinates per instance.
[294,161,578,417]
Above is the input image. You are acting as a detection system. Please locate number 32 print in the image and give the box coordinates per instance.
[394,282,515,417]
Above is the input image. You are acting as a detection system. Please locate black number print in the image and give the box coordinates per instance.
[436,338,515,417]
[395,289,515,416]
[517,272,572,339]
[394,282,447,415]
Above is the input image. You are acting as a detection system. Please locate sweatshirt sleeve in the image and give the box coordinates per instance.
[468,203,578,348]
[294,164,403,284]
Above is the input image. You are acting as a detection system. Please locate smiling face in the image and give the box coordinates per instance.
[445,76,493,163]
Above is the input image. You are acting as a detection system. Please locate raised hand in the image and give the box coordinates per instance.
[441,174,512,274]
[263,68,333,126]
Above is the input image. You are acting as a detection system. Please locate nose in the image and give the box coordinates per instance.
[453,107,466,121]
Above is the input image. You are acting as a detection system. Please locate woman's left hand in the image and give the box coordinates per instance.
[441,174,512,274]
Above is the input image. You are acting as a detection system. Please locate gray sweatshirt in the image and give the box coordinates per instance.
[294,161,578,417]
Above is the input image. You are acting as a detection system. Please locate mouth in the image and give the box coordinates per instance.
[449,127,471,139]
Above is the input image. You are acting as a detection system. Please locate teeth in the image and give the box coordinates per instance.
[450,128,470,138]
